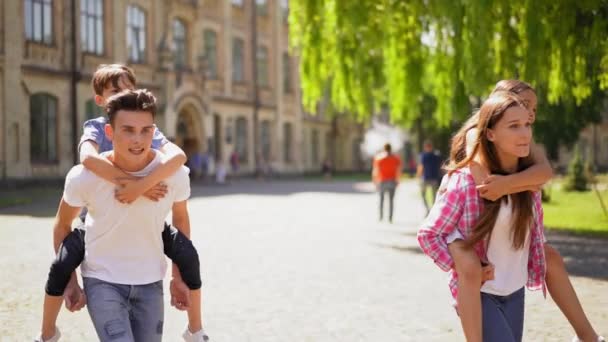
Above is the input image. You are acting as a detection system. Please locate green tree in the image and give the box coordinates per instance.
[289,0,608,151]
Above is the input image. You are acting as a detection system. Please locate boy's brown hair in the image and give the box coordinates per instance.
[92,64,137,95]
[105,89,156,125]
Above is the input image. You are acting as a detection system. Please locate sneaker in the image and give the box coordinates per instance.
[182,326,209,342]
[572,336,606,342]
[35,327,61,342]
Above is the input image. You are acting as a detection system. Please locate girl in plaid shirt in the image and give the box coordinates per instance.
[436,80,603,342]
[419,91,545,341]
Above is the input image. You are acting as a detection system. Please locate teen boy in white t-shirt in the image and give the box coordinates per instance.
[48,89,201,342]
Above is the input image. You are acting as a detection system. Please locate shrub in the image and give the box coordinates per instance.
[564,147,589,192]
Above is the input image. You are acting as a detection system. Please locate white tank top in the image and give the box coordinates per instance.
[480,197,531,296]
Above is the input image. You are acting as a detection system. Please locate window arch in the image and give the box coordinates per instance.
[235,117,248,163]
[127,5,146,63]
[30,93,58,162]
[232,37,245,82]
[311,129,319,164]
[283,52,291,93]
[283,122,292,163]
[203,29,218,79]
[24,0,53,44]
[256,45,269,86]
[80,0,104,54]
[173,19,187,69]
[261,120,271,161]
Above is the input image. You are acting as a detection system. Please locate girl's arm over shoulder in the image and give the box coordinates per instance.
[477,141,552,201]
[417,171,471,272]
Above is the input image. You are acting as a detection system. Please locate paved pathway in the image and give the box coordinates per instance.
[0,179,606,341]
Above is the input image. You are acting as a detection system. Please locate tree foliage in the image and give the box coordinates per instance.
[289,0,608,149]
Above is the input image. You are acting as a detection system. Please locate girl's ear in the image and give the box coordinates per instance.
[486,128,496,142]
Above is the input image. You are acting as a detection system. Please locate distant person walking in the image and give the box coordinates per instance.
[229,150,240,174]
[417,140,442,214]
[372,143,402,223]
[321,158,333,181]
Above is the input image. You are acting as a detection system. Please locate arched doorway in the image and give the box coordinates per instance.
[175,103,206,160]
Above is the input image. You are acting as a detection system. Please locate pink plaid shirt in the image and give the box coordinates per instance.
[417,167,546,304]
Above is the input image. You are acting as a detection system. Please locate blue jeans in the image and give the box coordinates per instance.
[482,287,525,342]
[379,180,397,221]
[84,277,164,342]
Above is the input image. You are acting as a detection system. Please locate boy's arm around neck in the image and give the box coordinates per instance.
[504,142,553,190]
[80,140,130,184]
[137,141,187,192]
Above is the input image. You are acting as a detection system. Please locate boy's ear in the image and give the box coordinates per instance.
[104,123,113,141]
[94,94,105,107]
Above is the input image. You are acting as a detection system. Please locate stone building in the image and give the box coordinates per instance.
[0,0,365,181]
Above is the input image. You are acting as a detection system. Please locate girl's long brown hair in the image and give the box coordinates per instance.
[449,80,535,165]
[447,92,535,250]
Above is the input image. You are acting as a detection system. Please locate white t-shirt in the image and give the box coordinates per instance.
[63,150,190,285]
[480,197,530,296]
[447,197,531,296]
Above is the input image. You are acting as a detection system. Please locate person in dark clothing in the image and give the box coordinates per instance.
[417,140,442,213]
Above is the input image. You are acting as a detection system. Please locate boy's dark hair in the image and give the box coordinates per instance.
[105,89,157,125]
[384,143,392,153]
[92,64,137,96]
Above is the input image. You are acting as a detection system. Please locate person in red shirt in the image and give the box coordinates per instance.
[372,143,402,223]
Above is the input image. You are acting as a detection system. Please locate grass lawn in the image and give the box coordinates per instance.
[0,186,62,209]
[543,177,608,236]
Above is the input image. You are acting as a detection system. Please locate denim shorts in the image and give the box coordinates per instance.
[84,277,164,342]
[482,287,525,342]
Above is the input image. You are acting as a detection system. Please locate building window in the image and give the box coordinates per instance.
[203,29,218,79]
[283,52,291,93]
[232,38,244,82]
[24,0,53,44]
[80,0,104,55]
[235,117,248,163]
[283,122,292,163]
[11,123,20,162]
[127,5,146,63]
[173,19,187,69]
[84,99,103,122]
[280,0,289,21]
[30,94,57,163]
[257,46,268,86]
[261,121,271,161]
[231,0,244,6]
[256,0,268,15]
[311,129,319,164]
[302,128,308,165]
[225,118,233,144]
